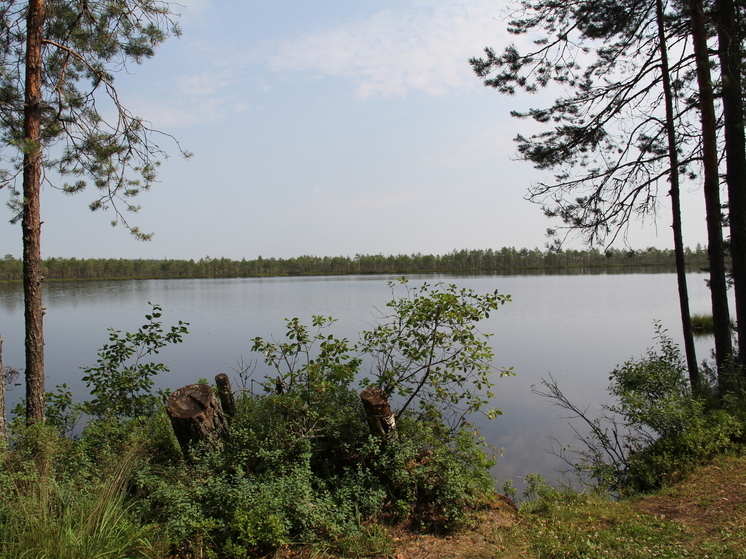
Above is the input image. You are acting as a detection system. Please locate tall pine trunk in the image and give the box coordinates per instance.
[688,0,734,383]
[0,335,6,441]
[22,0,46,423]
[657,0,700,391]
[715,0,746,373]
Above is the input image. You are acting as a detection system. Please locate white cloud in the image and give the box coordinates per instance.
[139,97,228,128]
[128,0,514,128]
[267,0,508,98]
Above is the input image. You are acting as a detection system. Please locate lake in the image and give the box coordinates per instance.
[0,270,719,488]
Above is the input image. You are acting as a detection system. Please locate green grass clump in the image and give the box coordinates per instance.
[691,313,715,331]
[690,313,737,337]
[0,426,159,559]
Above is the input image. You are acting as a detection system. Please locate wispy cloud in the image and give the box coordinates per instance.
[130,0,512,128]
[267,0,507,98]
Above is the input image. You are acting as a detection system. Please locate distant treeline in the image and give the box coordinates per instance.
[0,246,711,281]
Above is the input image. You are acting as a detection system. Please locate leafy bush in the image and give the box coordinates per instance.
[81,302,188,420]
[131,384,497,555]
[608,323,698,440]
[359,280,512,430]
[371,415,497,531]
[536,323,746,494]
[624,408,743,491]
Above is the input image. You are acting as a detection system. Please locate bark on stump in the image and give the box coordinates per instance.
[360,387,396,438]
[166,383,229,459]
[215,373,236,418]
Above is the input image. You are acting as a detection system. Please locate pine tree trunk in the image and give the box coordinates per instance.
[688,0,734,381]
[0,336,6,442]
[657,0,700,391]
[166,384,229,459]
[715,0,746,372]
[23,0,46,423]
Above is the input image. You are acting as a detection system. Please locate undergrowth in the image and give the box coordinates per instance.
[4,295,746,558]
[1,282,507,558]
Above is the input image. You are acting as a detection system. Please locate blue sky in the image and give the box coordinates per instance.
[1,0,709,260]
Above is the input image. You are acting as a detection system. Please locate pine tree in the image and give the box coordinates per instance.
[470,0,736,385]
[0,0,185,422]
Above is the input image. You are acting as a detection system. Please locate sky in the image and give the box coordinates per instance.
[0,0,710,260]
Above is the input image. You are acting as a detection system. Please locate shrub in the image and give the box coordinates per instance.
[359,279,512,430]
[81,302,188,420]
[372,416,497,531]
[536,323,746,494]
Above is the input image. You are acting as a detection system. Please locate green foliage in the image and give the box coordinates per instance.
[372,416,497,532]
[0,282,510,557]
[251,315,361,400]
[360,280,512,429]
[130,311,502,553]
[0,425,160,559]
[0,0,187,232]
[607,325,744,492]
[44,382,81,436]
[623,409,743,493]
[252,279,511,430]
[81,303,188,420]
[608,323,696,439]
[132,395,497,556]
[539,324,746,495]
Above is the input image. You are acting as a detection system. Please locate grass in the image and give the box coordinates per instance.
[691,313,716,335]
[273,453,746,559]
[0,446,161,559]
[690,313,737,337]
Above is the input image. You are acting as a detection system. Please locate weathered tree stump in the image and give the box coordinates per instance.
[166,383,229,459]
[214,373,236,418]
[360,387,396,438]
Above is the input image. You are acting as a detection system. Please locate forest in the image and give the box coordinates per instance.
[0,245,711,281]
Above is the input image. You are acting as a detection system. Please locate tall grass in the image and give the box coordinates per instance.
[691,313,715,335]
[0,446,159,559]
[690,313,736,337]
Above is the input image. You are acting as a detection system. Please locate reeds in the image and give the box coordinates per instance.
[690,313,736,337]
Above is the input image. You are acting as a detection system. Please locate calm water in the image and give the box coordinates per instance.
[0,271,718,486]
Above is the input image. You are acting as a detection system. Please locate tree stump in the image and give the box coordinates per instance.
[166,383,229,459]
[360,387,396,438]
[214,373,236,418]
